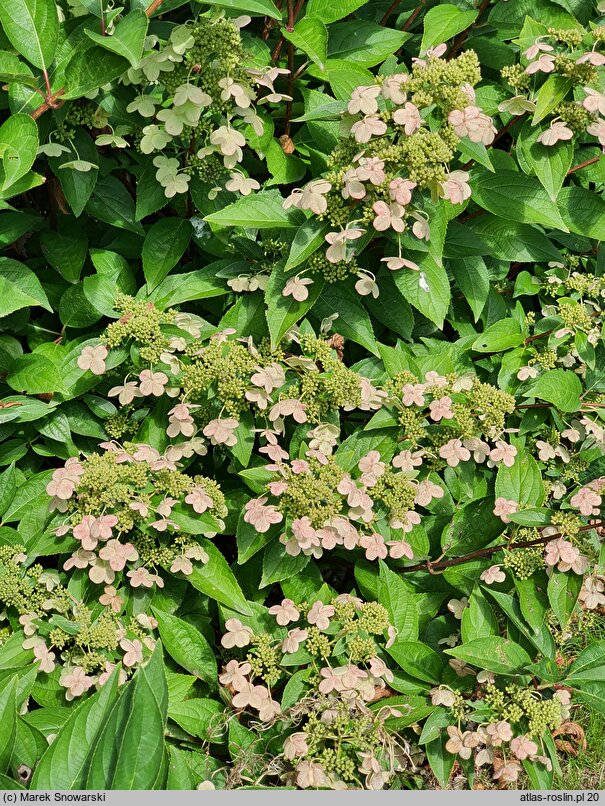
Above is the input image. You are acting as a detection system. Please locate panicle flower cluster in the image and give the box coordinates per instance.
[245,447,438,563]
[515,262,604,387]
[438,679,570,785]
[387,369,516,454]
[42,14,290,199]
[501,27,605,149]
[218,594,411,789]
[79,303,380,458]
[281,50,494,299]
[46,445,226,590]
[0,544,158,700]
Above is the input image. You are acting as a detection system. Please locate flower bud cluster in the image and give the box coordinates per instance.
[244,448,437,563]
[438,680,569,784]
[0,544,159,700]
[501,29,605,150]
[281,51,494,299]
[218,594,410,789]
[46,445,226,590]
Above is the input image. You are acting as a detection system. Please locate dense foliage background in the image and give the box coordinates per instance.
[0,0,604,791]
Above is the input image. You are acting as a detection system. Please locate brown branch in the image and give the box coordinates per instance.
[284,41,295,136]
[31,88,65,120]
[272,0,303,62]
[402,2,425,32]
[380,0,401,26]
[398,521,604,574]
[458,207,485,223]
[145,0,165,17]
[447,0,491,60]
[567,154,602,175]
[30,0,162,120]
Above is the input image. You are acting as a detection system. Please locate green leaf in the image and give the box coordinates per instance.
[282,16,327,71]
[236,509,274,563]
[64,44,130,99]
[261,540,310,586]
[517,121,573,201]
[564,642,605,715]
[205,190,303,229]
[148,266,228,309]
[529,368,582,412]
[86,646,168,789]
[0,114,38,192]
[450,256,489,322]
[0,0,58,69]
[312,283,379,356]
[304,0,368,24]
[327,21,409,67]
[486,586,555,660]
[558,185,605,241]
[441,497,504,556]
[392,254,450,328]
[547,569,582,629]
[85,10,148,67]
[471,170,569,231]
[446,636,531,675]
[0,675,17,773]
[186,539,252,615]
[387,640,443,685]
[567,641,605,678]
[168,698,225,741]
[472,319,525,353]
[377,562,418,640]
[0,51,37,85]
[285,218,329,272]
[167,507,221,536]
[532,75,572,125]
[136,161,168,221]
[0,169,44,201]
[0,257,52,317]
[143,218,192,291]
[195,0,281,19]
[40,228,88,284]
[265,138,306,186]
[166,746,195,790]
[421,4,478,51]
[495,442,544,507]
[230,410,255,468]
[426,735,456,789]
[30,670,119,789]
[461,588,498,643]
[86,174,144,235]
[335,428,397,473]
[265,262,324,349]
[507,507,550,527]
[469,215,562,263]
[49,130,98,217]
[152,608,217,684]
[515,576,550,633]
[0,463,16,518]
[308,59,375,100]
[6,353,65,395]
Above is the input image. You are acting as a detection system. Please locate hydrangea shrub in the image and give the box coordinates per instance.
[0,0,604,792]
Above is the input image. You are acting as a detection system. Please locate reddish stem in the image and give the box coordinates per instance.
[398,521,604,574]
[145,0,165,16]
[567,154,602,175]
[446,0,491,60]
[401,2,425,32]
[31,0,164,119]
[380,0,401,26]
